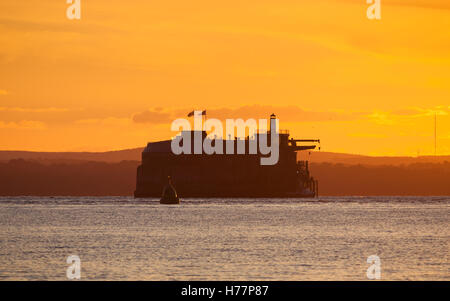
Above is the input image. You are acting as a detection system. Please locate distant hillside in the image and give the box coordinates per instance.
[1,148,449,166]
[299,151,450,166]
[0,159,139,196]
[0,148,144,163]
[310,162,450,196]
[0,159,448,196]
[0,149,449,196]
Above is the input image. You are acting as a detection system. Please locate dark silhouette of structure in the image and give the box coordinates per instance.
[134,114,320,198]
[160,176,180,204]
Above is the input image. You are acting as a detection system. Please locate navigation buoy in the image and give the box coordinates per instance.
[160,176,180,204]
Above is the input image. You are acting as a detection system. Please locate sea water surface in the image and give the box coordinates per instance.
[0,196,448,280]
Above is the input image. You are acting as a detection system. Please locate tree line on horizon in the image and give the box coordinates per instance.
[0,159,448,196]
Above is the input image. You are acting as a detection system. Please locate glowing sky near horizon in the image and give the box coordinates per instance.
[0,0,449,156]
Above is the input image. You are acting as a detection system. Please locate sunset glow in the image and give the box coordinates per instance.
[1,0,449,155]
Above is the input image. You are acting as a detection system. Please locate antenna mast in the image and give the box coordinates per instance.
[434,112,437,156]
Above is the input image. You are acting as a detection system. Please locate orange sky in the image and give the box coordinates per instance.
[0,0,449,156]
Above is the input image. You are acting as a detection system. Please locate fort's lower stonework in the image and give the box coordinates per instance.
[135,115,320,198]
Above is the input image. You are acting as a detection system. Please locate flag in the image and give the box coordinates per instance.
[187,110,206,117]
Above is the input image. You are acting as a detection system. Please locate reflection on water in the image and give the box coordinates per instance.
[0,196,448,280]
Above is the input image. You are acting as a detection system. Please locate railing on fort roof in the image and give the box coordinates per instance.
[255,129,290,135]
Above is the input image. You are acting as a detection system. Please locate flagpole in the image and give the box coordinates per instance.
[435,112,437,156]
[201,110,206,128]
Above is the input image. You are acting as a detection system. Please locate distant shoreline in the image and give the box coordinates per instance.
[0,158,449,197]
[1,149,449,165]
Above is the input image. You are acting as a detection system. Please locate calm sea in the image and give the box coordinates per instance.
[0,196,448,280]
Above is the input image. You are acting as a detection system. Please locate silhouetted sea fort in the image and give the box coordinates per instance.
[135,114,320,198]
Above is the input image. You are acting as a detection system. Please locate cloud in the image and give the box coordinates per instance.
[133,105,450,127]
[197,105,364,122]
[75,117,131,126]
[0,120,46,130]
[366,112,396,125]
[132,110,173,124]
[0,107,69,112]
[412,107,450,116]
[343,0,450,10]
[133,105,365,124]
[348,132,387,138]
[367,106,450,125]
[377,106,449,118]
[0,18,120,35]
